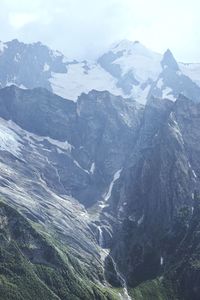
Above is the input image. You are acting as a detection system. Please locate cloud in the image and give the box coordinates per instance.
[9,12,39,29]
[125,0,200,62]
[0,0,199,62]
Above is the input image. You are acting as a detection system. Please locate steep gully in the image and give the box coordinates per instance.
[1,86,199,298]
[97,171,132,300]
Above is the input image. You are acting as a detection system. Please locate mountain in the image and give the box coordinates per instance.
[0,37,200,300]
[150,50,200,103]
[0,84,199,299]
[0,85,143,299]
[0,39,122,101]
[0,201,118,300]
[0,39,200,104]
[105,94,200,299]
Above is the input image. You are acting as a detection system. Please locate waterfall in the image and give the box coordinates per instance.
[97,225,132,299]
[110,256,132,300]
[98,226,104,248]
[99,169,122,209]
[104,169,122,201]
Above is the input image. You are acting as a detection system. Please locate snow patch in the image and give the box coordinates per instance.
[0,41,7,54]
[168,116,184,144]
[157,78,163,89]
[179,63,200,87]
[192,169,197,179]
[51,49,62,58]
[50,62,123,101]
[46,138,73,152]
[160,256,164,266]
[90,162,95,174]
[14,53,21,62]
[114,43,162,82]
[176,70,182,76]
[73,160,89,174]
[28,134,73,153]
[135,84,151,105]
[128,215,136,222]
[0,118,22,157]
[19,84,27,89]
[119,110,133,127]
[162,87,176,101]
[6,81,16,87]
[137,214,144,225]
[43,63,50,72]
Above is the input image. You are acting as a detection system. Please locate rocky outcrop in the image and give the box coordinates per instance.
[106,95,200,298]
[1,39,200,104]
[0,86,142,299]
[0,84,200,299]
[0,86,143,207]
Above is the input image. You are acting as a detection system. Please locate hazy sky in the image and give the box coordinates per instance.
[0,0,199,62]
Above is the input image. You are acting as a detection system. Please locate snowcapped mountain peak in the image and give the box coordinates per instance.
[110,39,158,59]
[111,39,141,51]
[96,40,164,104]
[5,38,64,60]
[0,38,200,105]
[0,39,70,91]
[103,39,163,79]
[161,48,179,71]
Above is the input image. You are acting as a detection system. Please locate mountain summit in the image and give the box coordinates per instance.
[0,36,200,300]
[0,39,200,103]
[161,49,179,71]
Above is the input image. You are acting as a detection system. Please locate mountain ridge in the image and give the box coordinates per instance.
[0,38,200,103]
[0,36,200,300]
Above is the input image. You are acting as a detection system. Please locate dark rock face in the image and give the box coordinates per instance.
[161,195,200,300]
[0,39,67,91]
[98,51,140,95]
[149,50,200,103]
[98,50,123,79]
[161,49,179,71]
[106,95,200,295]
[0,85,77,141]
[0,86,143,207]
[0,84,200,299]
[0,85,147,299]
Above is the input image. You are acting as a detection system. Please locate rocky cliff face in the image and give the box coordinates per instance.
[0,83,200,299]
[0,86,142,207]
[0,85,143,299]
[0,39,67,91]
[105,95,200,298]
[1,39,200,104]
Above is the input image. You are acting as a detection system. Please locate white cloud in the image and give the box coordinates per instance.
[0,0,199,62]
[9,12,39,29]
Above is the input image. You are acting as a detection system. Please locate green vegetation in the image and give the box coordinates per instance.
[1,195,200,300]
[129,278,177,300]
[0,201,119,300]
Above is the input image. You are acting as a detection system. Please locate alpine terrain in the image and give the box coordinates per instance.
[0,39,200,300]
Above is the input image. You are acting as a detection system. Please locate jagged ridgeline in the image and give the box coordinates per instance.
[0,39,200,103]
[0,39,200,300]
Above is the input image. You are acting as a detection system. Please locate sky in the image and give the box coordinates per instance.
[0,0,199,62]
